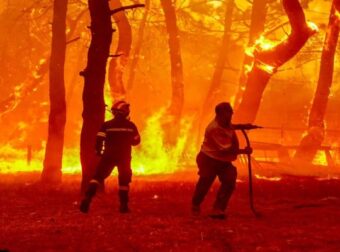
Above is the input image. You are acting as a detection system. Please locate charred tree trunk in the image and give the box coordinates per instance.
[108,0,132,101]
[234,0,316,123]
[234,0,268,109]
[80,0,113,192]
[294,0,340,163]
[41,0,68,184]
[160,0,184,143]
[127,0,150,91]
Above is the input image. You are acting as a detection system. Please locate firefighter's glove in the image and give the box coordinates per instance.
[239,147,253,155]
[244,146,253,155]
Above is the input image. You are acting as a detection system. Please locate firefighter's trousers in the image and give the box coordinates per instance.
[85,154,132,206]
[192,152,237,211]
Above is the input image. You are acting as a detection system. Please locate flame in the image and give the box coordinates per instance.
[335,9,340,20]
[0,109,194,175]
[0,145,82,174]
[245,47,254,57]
[244,64,253,75]
[307,21,319,32]
[207,0,223,9]
[244,35,279,75]
[254,35,278,52]
[255,174,282,181]
[244,58,276,75]
[317,176,339,181]
[132,108,192,175]
[255,60,276,74]
[312,150,328,166]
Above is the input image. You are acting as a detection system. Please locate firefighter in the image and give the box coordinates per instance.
[191,102,252,219]
[80,100,141,214]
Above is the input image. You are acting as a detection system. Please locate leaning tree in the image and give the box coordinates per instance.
[234,0,268,109]
[294,0,340,163]
[234,0,317,124]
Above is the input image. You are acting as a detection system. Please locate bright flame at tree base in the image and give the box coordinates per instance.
[0,109,196,175]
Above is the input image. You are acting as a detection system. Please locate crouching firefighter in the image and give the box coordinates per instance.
[80,100,141,214]
[191,102,252,219]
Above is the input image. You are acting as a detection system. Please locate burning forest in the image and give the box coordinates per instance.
[1,0,340,251]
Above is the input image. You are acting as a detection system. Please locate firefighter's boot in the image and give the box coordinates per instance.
[119,187,129,213]
[80,180,99,213]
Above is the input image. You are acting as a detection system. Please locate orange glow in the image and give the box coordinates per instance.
[255,174,282,181]
[0,110,195,175]
[244,35,279,75]
[312,151,328,166]
[207,0,223,9]
[307,21,319,33]
[0,146,81,174]
[132,109,193,175]
[245,35,279,58]
[254,35,278,52]
[255,60,276,74]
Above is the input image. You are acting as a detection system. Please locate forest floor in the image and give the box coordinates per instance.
[1,171,340,252]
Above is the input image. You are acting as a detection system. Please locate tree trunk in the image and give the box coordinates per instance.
[41,0,68,184]
[234,0,268,109]
[294,0,340,163]
[126,0,150,91]
[160,0,184,143]
[80,0,113,192]
[234,0,316,124]
[197,0,234,137]
[108,0,132,101]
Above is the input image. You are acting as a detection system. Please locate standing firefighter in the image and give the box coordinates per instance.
[80,100,141,213]
[192,102,252,219]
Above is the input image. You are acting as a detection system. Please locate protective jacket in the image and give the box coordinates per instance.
[96,116,140,159]
[200,119,239,162]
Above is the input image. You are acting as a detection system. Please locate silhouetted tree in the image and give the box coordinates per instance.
[80,0,113,192]
[294,0,340,163]
[160,0,184,143]
[127,0,150,91]
[234,0,317,123]
[41,0,68,183]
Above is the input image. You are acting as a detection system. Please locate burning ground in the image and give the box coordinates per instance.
[1,172,340,251]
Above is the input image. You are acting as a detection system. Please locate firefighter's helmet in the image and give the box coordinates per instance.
[111,100,130,117]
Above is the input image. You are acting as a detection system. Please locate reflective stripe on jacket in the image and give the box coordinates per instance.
[96,117,140,159]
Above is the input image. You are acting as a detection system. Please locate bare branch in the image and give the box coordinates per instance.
[109,53,123,58]
[110,4,145,15]
[66,36,80,44]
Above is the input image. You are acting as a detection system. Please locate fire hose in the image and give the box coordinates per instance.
[233,124,262,218]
